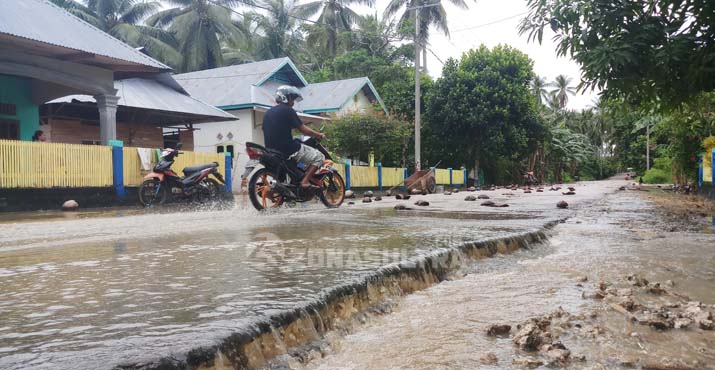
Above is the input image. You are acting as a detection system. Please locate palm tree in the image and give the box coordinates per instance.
[146,0,244,72]
[550,74,576,109]
[531,75,549,104]
[53,0,182,69]
[384,0,470,70]
[295,0,373,57]
[252,0,304,59]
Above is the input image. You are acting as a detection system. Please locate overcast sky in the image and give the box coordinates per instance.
[357,0,600,110]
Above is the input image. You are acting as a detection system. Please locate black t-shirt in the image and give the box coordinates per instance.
[262,104,303,156]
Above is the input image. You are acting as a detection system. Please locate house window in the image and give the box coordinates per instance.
[226,145,235,158]
[0,102,17,116]
[0,119,19,140]
[216,145,224,154]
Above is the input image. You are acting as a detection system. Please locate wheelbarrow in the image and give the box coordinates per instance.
[404,169,437,194]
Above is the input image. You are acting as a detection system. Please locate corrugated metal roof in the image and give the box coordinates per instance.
[301,77,379,112]
[0,0,169,70]
[48,77,235,121]
[173,58,291,107]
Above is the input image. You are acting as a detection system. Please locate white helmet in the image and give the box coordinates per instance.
[275,85,303,104]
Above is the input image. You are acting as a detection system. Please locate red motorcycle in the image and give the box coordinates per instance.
[138,143,225,206]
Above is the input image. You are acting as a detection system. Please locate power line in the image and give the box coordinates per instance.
[451,12,527,33]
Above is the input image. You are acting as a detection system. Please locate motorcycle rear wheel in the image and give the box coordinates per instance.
[248,168,284,211]
[138,179,167,206]
[319,172,345,208]
[196,178,220,203]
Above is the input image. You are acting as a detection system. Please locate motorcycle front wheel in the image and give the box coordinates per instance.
[319,172,345,208]
[138,179,167,206]
[248,168,284,211]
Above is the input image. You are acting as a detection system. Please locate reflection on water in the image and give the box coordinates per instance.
[308,193,715,370]
[0,206,542,370]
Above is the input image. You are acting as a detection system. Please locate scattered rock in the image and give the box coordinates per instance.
[385,190,392,196]
[536,188,544,192]
[396,194,411,200]
[626,274,649,287]
[452,188,460,193]
[464,195,477,201]
[562,191,576,195]
[665,280,675,287]
[576,275,588,283]
[477,194,490,199]
[673,317,693,329]
[619,186,627,191]
[362,197,372,203]
[62,200,79,211]
[485,324,511,336]
[410,188,423,195]
[347,201,355,205]
[443,191,452,195]
[467,186,476,192]
[414,200,429,206]
[542,343,571,365]
[512,357,543,369]
[374,196,382,201]
[512,322,545,351]
[582,290,606,300]
[479,352,498,365]
[481,200,495,207]
[524,190,532,193]
[568,186,576,191]
[345,190,355,198]
[393,204,410,210]
[557,200,568,209]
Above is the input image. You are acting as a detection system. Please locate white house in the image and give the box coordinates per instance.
[173,57,386,188]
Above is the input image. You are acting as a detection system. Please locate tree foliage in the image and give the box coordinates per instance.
[519,0,715,107]
[424,45,544,181]
[324,113,412,167]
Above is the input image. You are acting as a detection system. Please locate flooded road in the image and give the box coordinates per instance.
[0,194,555,369]
[306,191,715,370]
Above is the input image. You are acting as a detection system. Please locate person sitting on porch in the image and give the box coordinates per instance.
[262,85,326,191]
[32,130,47,142]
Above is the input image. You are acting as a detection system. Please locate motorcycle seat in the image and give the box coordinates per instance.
[183,162,217,176]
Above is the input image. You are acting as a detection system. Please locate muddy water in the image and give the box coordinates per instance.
[0,205,544,370]
[307,192,715,370]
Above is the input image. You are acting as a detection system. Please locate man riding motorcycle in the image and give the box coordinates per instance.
[262,85,326,191]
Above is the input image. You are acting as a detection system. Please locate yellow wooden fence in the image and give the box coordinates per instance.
[0,140,112,188]
[382,167,405,187]
[122,147,226,186]
[452,169,465,185]
[704,152,713,183]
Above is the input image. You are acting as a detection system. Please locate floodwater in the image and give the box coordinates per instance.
[0,202,545,370]
[307,192,715,370]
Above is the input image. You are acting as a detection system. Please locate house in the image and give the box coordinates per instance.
[0,0,233,146]
[173,57,386,178]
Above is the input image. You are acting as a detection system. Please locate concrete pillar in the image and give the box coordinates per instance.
[95,94,120,146]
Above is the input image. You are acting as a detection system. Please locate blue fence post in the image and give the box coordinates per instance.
[712,149,715,185]
[403,167,408,190]
[463,169,468,187]
[224,152,232,192]
[698,154,703,188]
[377,162,383,191]
[345,161,351,190]
[448,167,453,187]
[109,140,125,198]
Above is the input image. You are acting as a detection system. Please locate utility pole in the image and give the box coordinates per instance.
[646,124,650,170]
[408,1,440,171]
[414,9,421,170]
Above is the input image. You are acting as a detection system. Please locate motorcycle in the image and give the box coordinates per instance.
[242,137,345,210]
[138,143,225,206]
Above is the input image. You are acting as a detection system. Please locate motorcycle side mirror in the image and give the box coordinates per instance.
[175,142,183,150]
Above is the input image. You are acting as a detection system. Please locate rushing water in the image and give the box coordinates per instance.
[0,204,546,370]
[307,192,715,370]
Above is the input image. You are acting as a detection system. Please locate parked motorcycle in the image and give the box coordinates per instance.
[138,143,225,206]
[243,137,345,210]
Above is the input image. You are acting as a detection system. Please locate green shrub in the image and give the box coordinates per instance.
[642,168,672,184]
